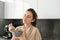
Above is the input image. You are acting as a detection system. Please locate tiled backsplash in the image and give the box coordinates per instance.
[36,19,60,40]
[0,19,60,40]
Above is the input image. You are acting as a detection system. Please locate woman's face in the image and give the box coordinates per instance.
[23,11,35,24]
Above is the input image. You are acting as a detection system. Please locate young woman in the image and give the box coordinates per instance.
[9,8,42,40]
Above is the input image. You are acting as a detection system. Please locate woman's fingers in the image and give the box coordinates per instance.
[8,23,15,32]
[9,23,13,27]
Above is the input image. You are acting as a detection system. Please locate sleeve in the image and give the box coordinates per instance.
[35,28,42,40]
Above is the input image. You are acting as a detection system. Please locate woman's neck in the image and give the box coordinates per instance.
[24,23,32,28]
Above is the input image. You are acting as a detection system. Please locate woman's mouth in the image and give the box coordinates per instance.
[24,20,27,22]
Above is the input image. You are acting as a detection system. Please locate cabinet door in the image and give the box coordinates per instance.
[4,0,24,19]
[23,0,38,13]
[4,0,38,19]
[38,0,60,19]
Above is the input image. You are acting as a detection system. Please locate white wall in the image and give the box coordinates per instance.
[38,0,60,19]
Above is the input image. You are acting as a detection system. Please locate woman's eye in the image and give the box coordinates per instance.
[27,16,31,18]
[23,14,32,18]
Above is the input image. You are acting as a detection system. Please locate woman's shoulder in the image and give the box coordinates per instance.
[32,26,40,31]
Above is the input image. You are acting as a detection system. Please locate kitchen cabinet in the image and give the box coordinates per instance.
[4,0,38,19]
[23,0,38,13]
[1,0,60,19]
[38,0,60,19]
[4,0,23,19]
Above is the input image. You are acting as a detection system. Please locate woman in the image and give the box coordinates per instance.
[9,8,42,40]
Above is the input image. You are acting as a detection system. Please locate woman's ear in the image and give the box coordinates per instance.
[32,19,35,22]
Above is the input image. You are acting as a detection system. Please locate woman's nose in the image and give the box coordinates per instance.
[23,16,27,19]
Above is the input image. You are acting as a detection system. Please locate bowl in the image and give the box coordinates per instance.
[12,30,23,37]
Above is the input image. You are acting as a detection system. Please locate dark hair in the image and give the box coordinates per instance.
[27,8,38,26]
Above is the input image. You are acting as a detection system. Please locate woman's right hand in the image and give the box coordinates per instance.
[8,23,15,32]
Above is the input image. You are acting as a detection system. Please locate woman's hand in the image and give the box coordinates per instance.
[11,26,27,40]
[16,26,26,40]
[21,26,27,40]
[8,23,15,32]
[11,35,19,40]
[11,33,26,40]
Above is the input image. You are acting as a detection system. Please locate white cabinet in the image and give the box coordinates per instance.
[4,0,24,19]
[38,0,60,19]
[1,0,60,19]
[23,0,38,13]
[4,0,38,19]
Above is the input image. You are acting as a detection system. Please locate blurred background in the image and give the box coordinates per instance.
[0,0,60,40]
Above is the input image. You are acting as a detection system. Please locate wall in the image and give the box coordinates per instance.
[0,19,60,40]
[36,19,60,40]
[0,19,23,36]
[0,1,4,18]
[0,1,4,36]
